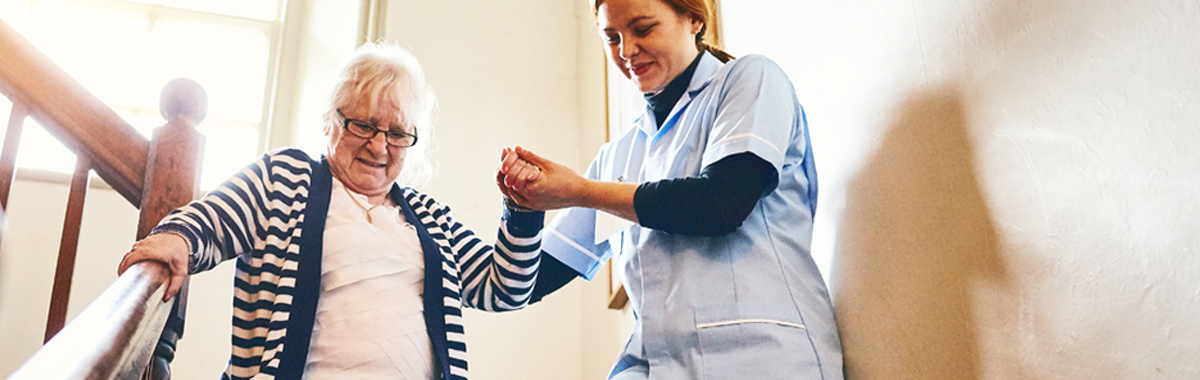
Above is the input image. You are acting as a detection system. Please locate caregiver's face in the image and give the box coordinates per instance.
[597,0,702,93]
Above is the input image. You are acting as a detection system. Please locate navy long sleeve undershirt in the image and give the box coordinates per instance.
[530,254,576,304]
[634,152,778,236]
[530,152,778,304]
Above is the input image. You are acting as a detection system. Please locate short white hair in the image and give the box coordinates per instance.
[325,41,437,188]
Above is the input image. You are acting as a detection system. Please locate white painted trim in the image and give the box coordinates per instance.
[547,228,602,262]
[712,133,784,158]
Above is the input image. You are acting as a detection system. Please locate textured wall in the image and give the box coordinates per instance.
[723,0,1200,379]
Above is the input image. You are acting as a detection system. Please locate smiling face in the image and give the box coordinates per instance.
[597,0,703,93]
[325,99,410,202]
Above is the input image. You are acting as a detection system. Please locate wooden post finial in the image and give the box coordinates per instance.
[159,78,208,125]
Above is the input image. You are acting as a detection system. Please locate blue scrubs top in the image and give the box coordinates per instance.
[543,52,845,380]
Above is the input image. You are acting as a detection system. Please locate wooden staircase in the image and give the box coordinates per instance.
[0,17,203,380]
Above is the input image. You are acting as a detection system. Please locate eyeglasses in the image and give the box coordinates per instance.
[336,109,418,147]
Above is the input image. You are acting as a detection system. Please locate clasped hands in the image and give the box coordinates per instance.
[495,146,584,211]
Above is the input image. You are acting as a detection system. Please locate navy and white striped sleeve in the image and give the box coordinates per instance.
[151,151,308,274]
[437,199,544,312]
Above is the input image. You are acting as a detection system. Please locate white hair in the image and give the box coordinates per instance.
[325,41,438,188]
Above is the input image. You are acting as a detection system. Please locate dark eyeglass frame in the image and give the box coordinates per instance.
[336,109,418,147]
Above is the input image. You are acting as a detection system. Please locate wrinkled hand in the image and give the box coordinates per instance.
[497,147,542,194]
[497,146,587,211]
[496,147,541,210]
[118,233,189,302]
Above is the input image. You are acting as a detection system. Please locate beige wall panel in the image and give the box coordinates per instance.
[723,0,1200,379]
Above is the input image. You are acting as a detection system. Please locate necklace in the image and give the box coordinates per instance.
[342,184,383,223]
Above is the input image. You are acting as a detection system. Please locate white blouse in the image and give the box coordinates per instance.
[303,178,433,379]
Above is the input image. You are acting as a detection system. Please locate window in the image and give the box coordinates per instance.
[0,0,284,189]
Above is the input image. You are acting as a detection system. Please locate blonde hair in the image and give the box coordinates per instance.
[591,0,734,62]
[325,42,438,188]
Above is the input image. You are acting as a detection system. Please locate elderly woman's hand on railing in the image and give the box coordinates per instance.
[118,232,189,302]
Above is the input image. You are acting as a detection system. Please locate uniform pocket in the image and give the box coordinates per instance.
[694,303,822,380]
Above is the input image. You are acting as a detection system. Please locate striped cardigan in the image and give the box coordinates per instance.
[152,149,543,380]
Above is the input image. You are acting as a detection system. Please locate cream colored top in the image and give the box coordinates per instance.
[302,178,433,379]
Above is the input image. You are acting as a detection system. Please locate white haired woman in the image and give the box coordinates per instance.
[119,42,546,380]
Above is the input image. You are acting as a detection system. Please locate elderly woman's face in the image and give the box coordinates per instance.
[325,100,409,199]
[597,0,702,93]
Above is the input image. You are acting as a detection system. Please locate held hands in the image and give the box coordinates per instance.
[117,232,190,302]
[496,146,586,211]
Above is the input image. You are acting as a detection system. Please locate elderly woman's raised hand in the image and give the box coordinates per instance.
[118,233,190,302]
[497,146,587,211]
[497,147,540,191]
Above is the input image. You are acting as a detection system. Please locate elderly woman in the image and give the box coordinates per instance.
[119,42,545,380]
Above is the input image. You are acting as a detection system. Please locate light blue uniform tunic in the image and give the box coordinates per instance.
[543,52,845,380]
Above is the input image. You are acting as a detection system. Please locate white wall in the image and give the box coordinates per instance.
[722,0,1200,379]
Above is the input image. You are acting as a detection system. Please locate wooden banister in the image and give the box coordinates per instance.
[138,78,206,380]
[44,155,92,342]
[0,18,148,205]
[0,101,27,210]
[138,78,206,239]
[0,17,205,380]
[7,262,175,380]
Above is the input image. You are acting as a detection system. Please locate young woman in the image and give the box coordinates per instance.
[498,0,844,378]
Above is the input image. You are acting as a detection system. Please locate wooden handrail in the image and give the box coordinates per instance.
[0,17,205,380]
[0,18,148,205]
[7,262,174,380]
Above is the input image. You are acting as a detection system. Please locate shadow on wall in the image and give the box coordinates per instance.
[831,86,1007,380]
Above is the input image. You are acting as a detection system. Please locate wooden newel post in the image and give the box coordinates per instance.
[138,78,206,238]
[139,78,206,380]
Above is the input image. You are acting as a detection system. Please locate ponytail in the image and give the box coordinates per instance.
[695,24,734,63]
[701,43,735,63]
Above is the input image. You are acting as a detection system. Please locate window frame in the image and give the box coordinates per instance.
[0,0,298,189]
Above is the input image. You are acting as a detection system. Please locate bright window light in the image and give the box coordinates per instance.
[123,0,279,21]
[0,0,281,190]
